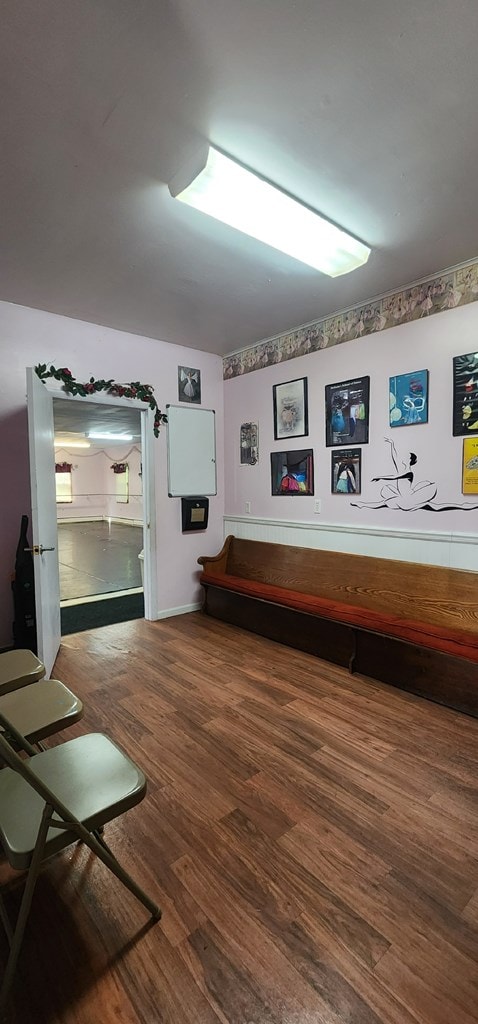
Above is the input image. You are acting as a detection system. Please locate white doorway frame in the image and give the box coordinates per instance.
[49,388,158,621]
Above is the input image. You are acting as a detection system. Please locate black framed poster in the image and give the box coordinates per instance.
[453,352,478,435]
[325,376,370,447]
[273,377,308,440]
[331,448,362,495]
[270,449,314,495]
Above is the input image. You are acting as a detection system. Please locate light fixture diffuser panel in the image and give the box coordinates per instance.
[171,146,370,277]
[54,439,91,448]
[88,432,133,442]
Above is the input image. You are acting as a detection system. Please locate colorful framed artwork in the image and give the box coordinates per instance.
[453,351,478,435]
[331,448,361,495]
[462,437,478,493]
[240,422,259,465]
[325,376,369,447]
[178,366,201,404]
[273,377,308,440]
[270,449,314,495]
[389,369,429,427]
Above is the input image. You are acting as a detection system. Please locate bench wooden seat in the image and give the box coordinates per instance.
[198,536,478,717]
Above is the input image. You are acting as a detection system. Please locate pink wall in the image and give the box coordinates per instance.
[4,294,476,650]
[54,443,144,521]
[54,443,110,520]
[224,302,478,532]
[0,300,224,649]
[104,445,143,521]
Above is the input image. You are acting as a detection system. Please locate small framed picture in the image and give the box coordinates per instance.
[462,437,478,493]
[453,352,478,436]
[273,377,308,440]
[271,449,314,495]
[325,376,369,447]
[331,448,361,495]
[389,370,429,427]
[178,366,201,404]
[240,422,259,465]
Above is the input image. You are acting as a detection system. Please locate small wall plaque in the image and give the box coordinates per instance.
[181,497,209,532]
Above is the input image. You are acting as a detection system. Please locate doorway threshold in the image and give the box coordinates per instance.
[61,590,144,635]
[60,587,143,608]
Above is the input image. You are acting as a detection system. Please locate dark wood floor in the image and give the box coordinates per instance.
[3,613,478,1023]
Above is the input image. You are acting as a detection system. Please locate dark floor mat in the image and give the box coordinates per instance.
[61,592,144,634]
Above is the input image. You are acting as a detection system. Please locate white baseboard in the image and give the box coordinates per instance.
[57,516,104,524]
[224,515,478,572]
[57,515,143,527]
[155,602,202,620]
[106,517,143,527]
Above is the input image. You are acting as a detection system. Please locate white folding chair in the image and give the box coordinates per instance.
[0,714,161,1012]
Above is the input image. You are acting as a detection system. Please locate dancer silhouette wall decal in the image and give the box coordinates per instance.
[351,438,478,512]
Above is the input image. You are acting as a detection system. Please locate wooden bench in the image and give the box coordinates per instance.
[198,536,478,717]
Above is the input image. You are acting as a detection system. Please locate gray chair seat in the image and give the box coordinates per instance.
[0,650,45,694]
[0,679,83,746]
[0,733,146,870]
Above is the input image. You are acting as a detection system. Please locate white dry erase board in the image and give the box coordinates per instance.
[166,404,217,496]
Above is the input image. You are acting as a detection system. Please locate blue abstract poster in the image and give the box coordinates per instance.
[389,369,429,427]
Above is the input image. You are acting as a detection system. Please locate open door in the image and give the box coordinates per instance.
[26,367,61,676]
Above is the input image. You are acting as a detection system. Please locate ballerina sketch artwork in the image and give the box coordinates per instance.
[351,438,478,512]
[273,377,308,440]
[178,366,201,404]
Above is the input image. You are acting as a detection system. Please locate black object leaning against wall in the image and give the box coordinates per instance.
[11,515,37,652]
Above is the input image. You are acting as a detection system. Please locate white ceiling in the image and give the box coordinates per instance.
[53,398,141,438]
[2,0,478,356]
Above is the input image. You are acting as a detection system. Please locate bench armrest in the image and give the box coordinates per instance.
[197,535,233,576]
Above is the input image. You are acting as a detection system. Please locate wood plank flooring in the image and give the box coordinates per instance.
[2,612,478,1024]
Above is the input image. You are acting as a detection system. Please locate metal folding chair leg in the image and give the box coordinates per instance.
[0,899,12,947]
[83,828,161,920]
[0,803,52,1014]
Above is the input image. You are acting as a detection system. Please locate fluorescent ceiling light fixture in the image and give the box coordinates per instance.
[169,145,370,277]
[54,438,90,448]
[88,432,133,441]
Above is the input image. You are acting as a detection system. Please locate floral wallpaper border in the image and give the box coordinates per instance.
[223,259,478,380]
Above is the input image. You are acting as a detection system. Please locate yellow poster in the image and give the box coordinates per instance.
[462,437,478,493]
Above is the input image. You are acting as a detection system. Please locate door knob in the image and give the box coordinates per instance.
[24,545,56,555]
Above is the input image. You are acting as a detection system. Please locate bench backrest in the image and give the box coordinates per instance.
[225,537,478,634]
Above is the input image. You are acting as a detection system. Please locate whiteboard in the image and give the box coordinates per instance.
[166,404,217,496]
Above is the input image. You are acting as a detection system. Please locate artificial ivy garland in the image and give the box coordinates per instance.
[35,364,167,437]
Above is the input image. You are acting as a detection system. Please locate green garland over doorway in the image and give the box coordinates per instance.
[35,363,167,436]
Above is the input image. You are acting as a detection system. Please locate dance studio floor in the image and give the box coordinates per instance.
[58,521,143,603]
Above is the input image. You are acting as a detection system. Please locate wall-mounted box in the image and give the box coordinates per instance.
[181,497,209,532]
